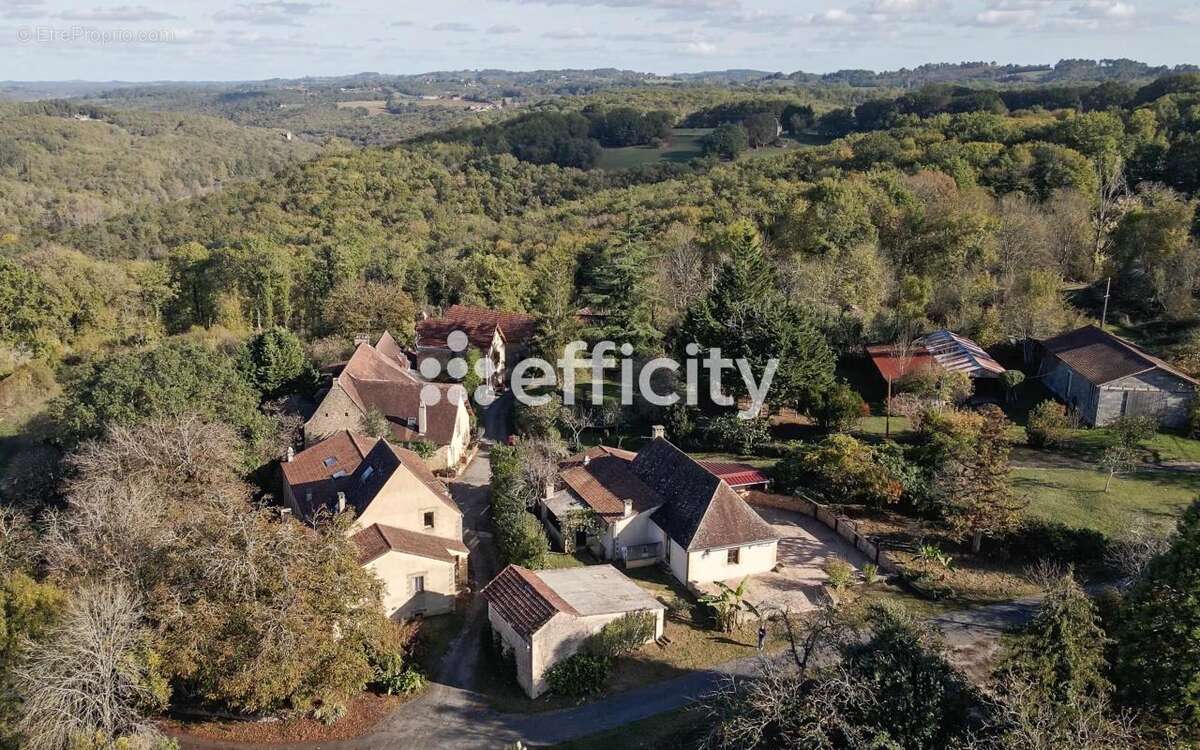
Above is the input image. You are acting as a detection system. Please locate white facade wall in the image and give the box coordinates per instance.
[685,540,778,585]
[666,535,689,584]
[352,468,463,539]
[365,551,459,619]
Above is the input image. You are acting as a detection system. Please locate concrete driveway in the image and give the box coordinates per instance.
[734,504,874,613]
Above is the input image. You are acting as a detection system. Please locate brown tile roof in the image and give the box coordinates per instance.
[351,523,468,565]
[417,305,537,351]
[559,454,665,518]
[1043,325,1199,387]
[282,431,460,520]
[481,565,577,638]
[374,331,411,368]
[335,343,466,446]
[698,461,770,488]
[632,438,777,551]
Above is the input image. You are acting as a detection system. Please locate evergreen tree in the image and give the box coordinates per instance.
[578,231,662,355]
[1116,500,1200,728]
[238,326,317,399]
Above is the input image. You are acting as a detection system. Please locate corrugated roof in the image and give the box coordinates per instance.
[698,461,770,488]
[866,343,938,383]
[1043,325,1199,387]
[916,329,1005,378]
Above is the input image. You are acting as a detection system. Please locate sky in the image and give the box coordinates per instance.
[1,0,1197,81]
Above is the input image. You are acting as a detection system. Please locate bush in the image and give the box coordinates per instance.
[823,557,855,590]
[1027,399,1071,448]
[813,382,868,433]
[544,653,611,697]
[861,562,881,586]
[586,612,656,658]
[1000,518,1108,564]
[700,414,770,455]
[770,435,908,507]
[402,440,437,459]
[313,701,347,725]
[375,668,425,695]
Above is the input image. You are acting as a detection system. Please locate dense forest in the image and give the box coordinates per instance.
[5,60,1200,747]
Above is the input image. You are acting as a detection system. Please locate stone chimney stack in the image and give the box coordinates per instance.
[337,492,347,514]
[418,400,428,435]
[651,425,666,440]
[623,498,633,518]
[544,481,556,499]
[285,445,294,463]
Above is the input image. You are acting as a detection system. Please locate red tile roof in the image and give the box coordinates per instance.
[417,305,537,351]
[481,565,577,638]
[698,461,770,489]
[351,523,468,565]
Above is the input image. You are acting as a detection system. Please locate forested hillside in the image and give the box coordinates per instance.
[0,101,321,239]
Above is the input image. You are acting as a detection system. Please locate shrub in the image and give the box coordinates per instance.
[1110,414,1157,448]
[1000,518,1107,565]
[813,382,869,433]
[823,557,855,590]
[313,701,347,725]
[375,668,425,695]
[402,440,437,459]
[544,653,611,697]
[861,562,881,586]
[1026,399,1071,448]
[587,612,656,658]
[770,435,906,507]
[700,414,770,455]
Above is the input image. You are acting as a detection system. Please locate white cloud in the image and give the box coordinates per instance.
[683,39,717,55]
[486,23,521,34]
[0,0,45,19]
[506,0,738,10]
[432,21,475,32]
[542,26,592,38]
[59,4,180,21]
[1070,0,1136,20]
[214,1,328,27]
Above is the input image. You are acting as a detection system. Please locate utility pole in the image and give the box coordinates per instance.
[1100,277,1111,331]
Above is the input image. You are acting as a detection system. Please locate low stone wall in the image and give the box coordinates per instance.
[746,491,903,576]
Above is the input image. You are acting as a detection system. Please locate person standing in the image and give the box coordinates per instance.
[756,622,767,652]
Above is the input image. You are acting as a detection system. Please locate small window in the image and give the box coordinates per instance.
[423,511,435,529]
[412,575,425,593]
[727,548,740,565]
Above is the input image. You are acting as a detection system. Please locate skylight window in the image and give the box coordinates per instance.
[361,466,375,483]
[322,456,337,468]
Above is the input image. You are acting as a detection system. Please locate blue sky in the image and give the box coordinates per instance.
[1,0,1197,81]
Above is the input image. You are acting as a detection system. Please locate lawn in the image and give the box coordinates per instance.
[476,566,789,714]
[542,551,590,569]
[1013,466,1200,536]
[594,129,830,171]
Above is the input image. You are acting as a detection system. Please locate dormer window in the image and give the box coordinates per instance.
[331,470,348,479]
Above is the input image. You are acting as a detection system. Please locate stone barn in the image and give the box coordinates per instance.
[1038,325,1197,428]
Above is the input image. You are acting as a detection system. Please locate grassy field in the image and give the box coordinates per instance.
[1014,466,1200,536]
[595,129,829,171]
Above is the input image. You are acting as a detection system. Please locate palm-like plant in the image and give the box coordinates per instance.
[699,578,752,633]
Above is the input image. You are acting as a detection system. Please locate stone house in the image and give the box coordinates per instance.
[1039,325,1198,428]
[536,438,779,586]
[305,334,472,471]
[281,430,468,619]
[481,564,665,698]
[416,304,537,390]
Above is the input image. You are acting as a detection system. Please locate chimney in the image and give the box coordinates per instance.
[544,481,556,500]
[285,445,294,463]
[418,401,427,435]
[336,492,347,513]
[582,454,590,466]
[651,425,666,440]
[354,333,370,347]
[623,498,633,518]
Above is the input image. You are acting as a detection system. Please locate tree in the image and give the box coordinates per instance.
[918,406,1024,552]
[742,112,779,148]
[679,220,835,414]
[701,123,748,160]
[780,103,815,134]
[772,434,906,508]
[1000,370,1026,403]
[0,572,64,747]
[812,382,867,433]
[1116,500,1200,729]
[54,340,268,447]
[360,406,392,439]
[322,279,417,341]
[1100,445,1137,492]
[238,326,318,399]
[13,582,171,750]
[578,233,662,355]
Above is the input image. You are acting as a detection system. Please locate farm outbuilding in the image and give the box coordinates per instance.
[1038,325,1198,428]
